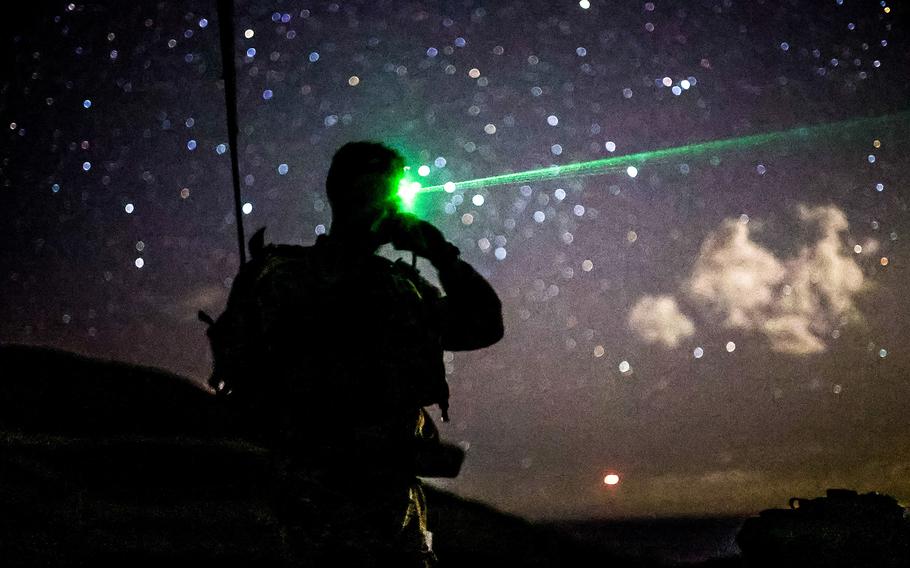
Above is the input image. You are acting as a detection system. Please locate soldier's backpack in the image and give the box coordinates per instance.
[199,228,462,478]
[199,228,450,423]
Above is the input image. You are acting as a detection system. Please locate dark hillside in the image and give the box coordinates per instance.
[0,344,225,436]
[0,344,649,566]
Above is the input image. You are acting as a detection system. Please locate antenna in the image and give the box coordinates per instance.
[216,0,247,266]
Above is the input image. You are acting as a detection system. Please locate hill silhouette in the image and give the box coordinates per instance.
[0,344,671,566]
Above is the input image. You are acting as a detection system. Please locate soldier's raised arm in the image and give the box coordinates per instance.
[385,214,504,351]
[433,254,504,351]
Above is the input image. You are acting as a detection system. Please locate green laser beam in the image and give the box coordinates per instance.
[415,111,910,195]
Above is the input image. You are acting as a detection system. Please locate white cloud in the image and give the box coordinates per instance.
[787,205,865,316]
[627,295,695,348]
[685,218,785,329]
[761,314,827,355]
[628,205,868,355]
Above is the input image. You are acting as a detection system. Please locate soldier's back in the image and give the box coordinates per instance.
[247,235,438,566]
[234,235,446,480]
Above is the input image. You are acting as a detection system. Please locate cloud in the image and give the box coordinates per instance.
[764,206,865,353]
[786,205,865,315]
[685,218,786,329]
[627,295,695,348]
[761,314,827,354]
[628,205,867,354]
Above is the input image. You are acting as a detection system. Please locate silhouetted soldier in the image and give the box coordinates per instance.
[206,142,503,566]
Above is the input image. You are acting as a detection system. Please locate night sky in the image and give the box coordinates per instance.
[2,0,909,520]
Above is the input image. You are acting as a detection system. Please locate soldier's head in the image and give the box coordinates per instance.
[326,141,404,242]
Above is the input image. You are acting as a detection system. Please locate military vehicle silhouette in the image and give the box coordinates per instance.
[737,488,910,567]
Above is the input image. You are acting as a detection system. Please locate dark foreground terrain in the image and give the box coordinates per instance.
[0,345,762,565]
[1,344,691,566]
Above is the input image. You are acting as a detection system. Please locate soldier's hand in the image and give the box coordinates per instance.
[385,214,459,265]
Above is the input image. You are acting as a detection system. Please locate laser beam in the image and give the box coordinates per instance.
[415,111,909,196]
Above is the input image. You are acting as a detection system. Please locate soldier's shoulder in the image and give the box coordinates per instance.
[246,235,318,289]
[262,243,313,259]
[255,244,317,281]
[247,227,314,263]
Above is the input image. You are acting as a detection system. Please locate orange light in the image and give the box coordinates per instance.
[604,474,620,485]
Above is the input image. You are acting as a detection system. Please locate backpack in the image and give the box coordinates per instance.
[199,228,450,421]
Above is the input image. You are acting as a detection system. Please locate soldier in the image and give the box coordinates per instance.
[206,141,503,566]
